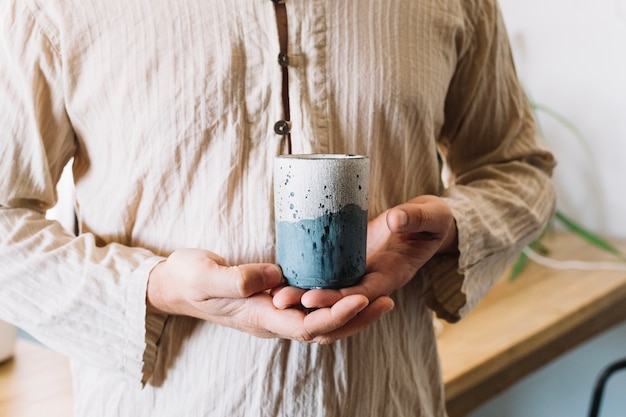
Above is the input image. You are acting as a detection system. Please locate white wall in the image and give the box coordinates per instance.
[499,0,626,238]
[46,161,75,233]
[467,1,626,416]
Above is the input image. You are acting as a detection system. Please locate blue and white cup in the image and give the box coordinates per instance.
[274,154,369,289]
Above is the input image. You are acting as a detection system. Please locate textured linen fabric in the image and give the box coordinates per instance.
[0,0,556,416]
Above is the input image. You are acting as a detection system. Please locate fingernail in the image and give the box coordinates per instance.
[264,265,283,287]
[394,210,408,229]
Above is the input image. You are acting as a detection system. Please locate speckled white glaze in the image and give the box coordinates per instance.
[274,154,369,289]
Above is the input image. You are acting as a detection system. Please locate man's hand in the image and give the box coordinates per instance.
[147,249,394,344]
[273,195,458,310]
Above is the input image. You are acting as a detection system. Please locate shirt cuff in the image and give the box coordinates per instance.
[420,253,465,323]
[124,256,168,386]
[421,194,541,322]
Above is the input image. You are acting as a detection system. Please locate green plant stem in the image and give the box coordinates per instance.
[554,210,626,260]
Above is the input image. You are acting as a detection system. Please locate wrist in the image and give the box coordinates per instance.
[146,260,169,314]
[438,218,459,255]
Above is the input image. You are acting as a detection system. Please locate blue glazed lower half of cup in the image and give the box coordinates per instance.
[276,203,367,289]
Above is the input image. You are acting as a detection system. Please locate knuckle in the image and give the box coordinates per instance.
[315,335,337,345]
[232,266,254,297]
[295,329,315,343]
[246,313,264,333]
[234,280,249,298]
[415,207,432,229]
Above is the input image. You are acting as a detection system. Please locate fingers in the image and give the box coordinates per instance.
[263,294,394,343]
[305,295,395,344]
[302,294,368,333]
[386,195,454,237]
[272,284,394,344]
[299,288,343,309]
[158,248,394,343]
[217,264,284,298]
[171,250,284,299]
[385,197,430,234]
[271,285,307,309]
[280,278,384,310]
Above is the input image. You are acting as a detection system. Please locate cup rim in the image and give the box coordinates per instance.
[275,153,368,160]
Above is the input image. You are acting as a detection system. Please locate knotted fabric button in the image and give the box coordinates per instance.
[274,120,291,135]
[278,52,289,67]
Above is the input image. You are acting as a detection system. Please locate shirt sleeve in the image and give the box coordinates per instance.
[0,1,167,386]
[420,0,557,322]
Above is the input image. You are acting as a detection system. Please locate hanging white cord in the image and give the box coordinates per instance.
[523,247,626,272]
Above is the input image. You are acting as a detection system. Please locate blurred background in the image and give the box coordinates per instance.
[467,0,626,416]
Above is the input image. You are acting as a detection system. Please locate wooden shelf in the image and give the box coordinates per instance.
[0,339,72,417]
[437,232,626,416]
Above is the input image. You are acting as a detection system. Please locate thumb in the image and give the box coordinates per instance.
[210,263,284,298]
[385,195,452,236]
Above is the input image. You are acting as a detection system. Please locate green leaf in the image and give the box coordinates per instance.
[506,93,625,279]
[554,210,626,259]
[509,251,528,281]
[529,239,550,256]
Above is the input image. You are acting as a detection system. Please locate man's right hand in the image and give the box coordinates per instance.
[146,249,394,344]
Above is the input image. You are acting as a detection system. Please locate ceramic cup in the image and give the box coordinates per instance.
[0,319,17,363]
[274,154,369,289]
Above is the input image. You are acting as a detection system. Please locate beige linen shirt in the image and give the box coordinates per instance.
[0,0,556,416]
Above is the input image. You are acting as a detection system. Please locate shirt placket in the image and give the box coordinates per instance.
[271,0,293,154]
[272,0,330,155]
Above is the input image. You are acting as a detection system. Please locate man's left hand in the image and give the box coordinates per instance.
[273,195,458,311]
